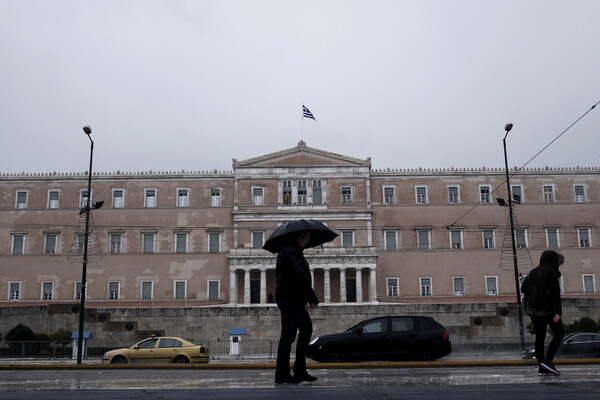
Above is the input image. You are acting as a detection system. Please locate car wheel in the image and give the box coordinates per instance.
[110,355,128,365]
[324,345,344,362]
[412,345,435,361]
[173,355,190,363]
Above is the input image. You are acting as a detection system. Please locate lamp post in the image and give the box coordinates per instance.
[77,125,94,364]
[502,122,526,351]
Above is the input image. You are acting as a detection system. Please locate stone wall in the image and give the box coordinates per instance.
[2,299,599,344]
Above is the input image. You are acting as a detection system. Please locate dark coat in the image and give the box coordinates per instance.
[275,243,319,305]
[521,250,563,317]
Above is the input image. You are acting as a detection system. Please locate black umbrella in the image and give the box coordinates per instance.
[262,219,338,253]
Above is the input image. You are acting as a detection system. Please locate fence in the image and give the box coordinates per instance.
[0,339,530,360]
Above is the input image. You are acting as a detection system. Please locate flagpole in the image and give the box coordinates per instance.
[301,102,304,142]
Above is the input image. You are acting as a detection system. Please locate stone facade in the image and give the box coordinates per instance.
[1,300,599,344]
[0,141,599,340]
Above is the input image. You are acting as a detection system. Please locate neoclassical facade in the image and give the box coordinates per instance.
[1,141,599,310]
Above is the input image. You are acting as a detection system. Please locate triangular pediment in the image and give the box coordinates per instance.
[232,141,371,168]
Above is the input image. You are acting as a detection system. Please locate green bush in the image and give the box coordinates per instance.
[50,328,72,342]
[564,316,599,334]
[5,324,34,341]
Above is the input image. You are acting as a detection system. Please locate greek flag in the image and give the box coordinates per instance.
[302,105,316,120]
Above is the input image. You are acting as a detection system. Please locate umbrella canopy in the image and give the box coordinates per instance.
[262,219,338,253]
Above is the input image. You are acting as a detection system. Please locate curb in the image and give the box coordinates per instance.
[1,359,599,370]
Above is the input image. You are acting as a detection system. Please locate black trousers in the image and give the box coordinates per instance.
[530,314,565,365]
[275,300,313,378]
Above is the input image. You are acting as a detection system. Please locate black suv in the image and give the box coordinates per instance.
[307,315,451,362]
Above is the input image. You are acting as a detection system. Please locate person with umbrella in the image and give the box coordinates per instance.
[263,219,338,384]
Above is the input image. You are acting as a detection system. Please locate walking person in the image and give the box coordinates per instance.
[521,250,565,376]
[262,219,337,385]
[273,231,319,384]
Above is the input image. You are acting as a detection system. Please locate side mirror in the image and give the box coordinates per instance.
[133,346,139,350]
[354,327,364,336]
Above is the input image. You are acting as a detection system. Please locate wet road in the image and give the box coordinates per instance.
[1,364,600,399]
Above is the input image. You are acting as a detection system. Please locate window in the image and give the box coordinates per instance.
[177,189,189,207]
[387,278,399,297]
[142,233,155,254]
[48,190,60,209]
[362,318,387,333]
[210,188,221,206]
[479,185,491,204]
[108,281,120,300]
[298,180,307,205]
[583,275,596,294]
[342,231,354,247]
[175,233,188,253]
[282,180,292,205]
[75,282,82,301]
[546,228,560,248]
[385,230,397,250]
[416,186,427,204]
[44,234,57,254]
[486,276,498,295]
[42,282,53,300]
[515,229,527,249]
[391,317,414,332]
[542,185,554,203]
[420,278,432,296]
[209,233,220,253]
[112,189,124,208]
[137,339,158,349]
[11,234,25,255]
[110,234,122,254]
[574,185,585,203]
[9,282,21,301]
[77,234,86,254]
[417,229,430,250]
[208,280,220,300]
[450,230,462,250]
[453,277,465,296]
[384,187,395,205]
[145,189,156,207]
[16,190,28,209]
[141,281,153,300]
[159,338,183,348]
[312,180,323,205]
[341,186,353,205]
[511,185,523,204]
[80,189,90,208]
[448,186,459,204]
[252,231,264,249]
[252,187,264,205]
[482,229,495,249]
[174,281,187,300]
[578,227,591,248]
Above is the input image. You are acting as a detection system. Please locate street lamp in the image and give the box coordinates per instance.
[76,125,96,364]
[502,122,526,351]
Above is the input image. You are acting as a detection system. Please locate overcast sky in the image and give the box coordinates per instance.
[1,0,598,175]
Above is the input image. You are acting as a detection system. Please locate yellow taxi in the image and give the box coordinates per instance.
[102,336,209,364]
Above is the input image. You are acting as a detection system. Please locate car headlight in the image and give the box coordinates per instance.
[103,353,109,357]
[309,337,319,345]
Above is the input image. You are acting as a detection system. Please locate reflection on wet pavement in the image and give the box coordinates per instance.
[1,366,599,390]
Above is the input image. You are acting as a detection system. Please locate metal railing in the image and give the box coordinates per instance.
[0,339,531,360]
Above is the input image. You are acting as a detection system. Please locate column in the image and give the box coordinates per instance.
[356,268,363,303]
[369,267,378,303]
[229,269,238,305]
[323,268,331,303]
[339,268,347,303]
[244,269,251,304]
[260,268,267,304]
